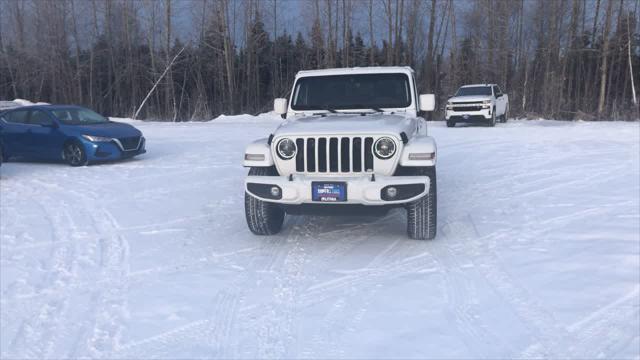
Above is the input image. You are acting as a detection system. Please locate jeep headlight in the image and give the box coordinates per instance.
[373,137,397,159]
[82,135,112,142]
[276,138,297,159]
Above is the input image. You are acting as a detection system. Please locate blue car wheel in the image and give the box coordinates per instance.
[63,141,88,166]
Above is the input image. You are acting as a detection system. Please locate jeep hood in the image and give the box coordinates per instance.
[449,95,492,103]
[274,114,417,137]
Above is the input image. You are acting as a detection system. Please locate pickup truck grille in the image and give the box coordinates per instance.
[452,106,483,112]
[294,136,375,173]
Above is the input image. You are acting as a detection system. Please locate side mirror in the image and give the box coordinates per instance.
[274,98,288,115]
[419,94,435,112]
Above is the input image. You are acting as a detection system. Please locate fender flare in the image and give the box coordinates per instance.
[399,135,437,167]
[243,138,274,167]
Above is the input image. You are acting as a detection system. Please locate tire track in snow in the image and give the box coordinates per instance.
[295,215,439,358]
[19,179,132,358]
[564,286,640,358]
[305,236,409,358]
[6,197,80,359]
[440,215,569,358]
[84,208,130,358]
[254,216,320,358]
[113,217,304,358]
[439,214,640,359]
[428,241,513,357]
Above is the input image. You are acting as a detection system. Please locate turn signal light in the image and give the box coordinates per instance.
[408,153,435,160]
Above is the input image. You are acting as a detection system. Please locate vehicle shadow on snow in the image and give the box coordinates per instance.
[4,155,146,167]
[449,122,496,128]
[280,208,409,240]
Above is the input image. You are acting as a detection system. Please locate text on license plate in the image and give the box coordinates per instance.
[312,182,347,202]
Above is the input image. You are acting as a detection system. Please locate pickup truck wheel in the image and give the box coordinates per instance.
[446,120,456,128]
[488,109,496,127]
[406,167,437,240]
[501,107,509,123]
[244,166,285,235]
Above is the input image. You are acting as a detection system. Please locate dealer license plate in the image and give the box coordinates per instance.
[312,182,347,202]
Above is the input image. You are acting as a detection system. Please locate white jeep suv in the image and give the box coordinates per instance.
[243,67,438,240]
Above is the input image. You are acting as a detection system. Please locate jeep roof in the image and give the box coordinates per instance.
[296,66,415,78]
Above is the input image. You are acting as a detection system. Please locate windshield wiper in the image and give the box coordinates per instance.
[311,106,384,116]
[360,107,384,113]
[312,107,338,116]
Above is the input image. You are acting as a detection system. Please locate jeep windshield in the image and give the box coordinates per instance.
[455,86,492,96]
[291,73,411,111]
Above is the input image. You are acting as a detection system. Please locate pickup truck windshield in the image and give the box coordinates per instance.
[291,73,411,110]
[456,86,492,96]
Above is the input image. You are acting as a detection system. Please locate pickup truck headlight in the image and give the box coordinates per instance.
[82,135,112,142]
[482,100,491,108]
[446,102,453,110]
[374,137,397,159]
[276,138,296,159]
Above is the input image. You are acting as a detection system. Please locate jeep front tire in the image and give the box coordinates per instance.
[406,167,437,240]
[244,166,285,235]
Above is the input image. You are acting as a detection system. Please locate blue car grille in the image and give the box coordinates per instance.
[119,136,140,151]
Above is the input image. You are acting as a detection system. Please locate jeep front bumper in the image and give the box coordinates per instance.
[245,174,430,205]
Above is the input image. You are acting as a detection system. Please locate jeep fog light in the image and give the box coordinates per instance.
[408,152,435,160]
[270,186,281,197]
[245,153,265,161]
[386,187,398,198]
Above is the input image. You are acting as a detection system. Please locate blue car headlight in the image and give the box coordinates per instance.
[82,135,113,142]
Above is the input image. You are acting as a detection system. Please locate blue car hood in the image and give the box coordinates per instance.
[72,121,141,138]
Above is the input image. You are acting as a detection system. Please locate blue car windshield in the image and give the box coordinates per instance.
[52,108,109,125]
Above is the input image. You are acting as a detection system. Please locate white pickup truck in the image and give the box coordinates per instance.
[445,84,508,127]
[243,66,439,240]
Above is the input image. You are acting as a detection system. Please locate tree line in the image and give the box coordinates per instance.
[0,0,638,121]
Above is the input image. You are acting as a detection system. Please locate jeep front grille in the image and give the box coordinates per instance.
[294,136,375,173]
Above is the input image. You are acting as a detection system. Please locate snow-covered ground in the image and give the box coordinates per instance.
[1,117,639,359]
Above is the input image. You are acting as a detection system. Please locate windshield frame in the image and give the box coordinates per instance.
[51,107,110,125]
[289,72,416,112]
[455,86,493,97]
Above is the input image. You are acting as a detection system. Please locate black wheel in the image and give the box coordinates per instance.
[406,167,437,240]
[446,120,456,128]
[244,166,285,235]
[488,109,496,127]
[501,106,509,123]
[63,141,87,166]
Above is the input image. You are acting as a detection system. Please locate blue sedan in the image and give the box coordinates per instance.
[0,105,145,166]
